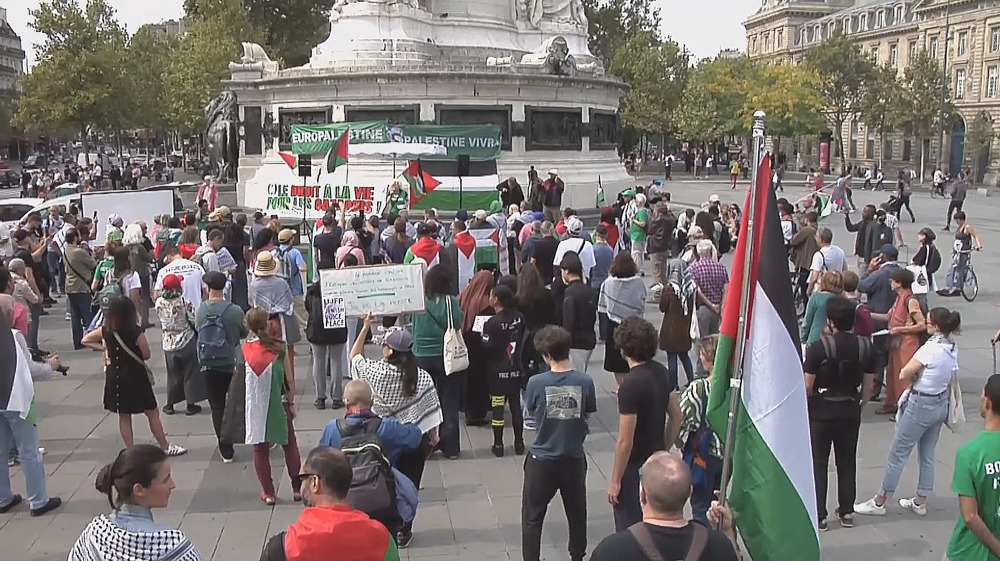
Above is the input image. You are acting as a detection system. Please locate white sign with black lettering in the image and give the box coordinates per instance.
[319,263,425,317]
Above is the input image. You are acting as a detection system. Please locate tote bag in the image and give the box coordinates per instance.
[906,264,929,295]
[443,296,469,375]
[946,370,966,433]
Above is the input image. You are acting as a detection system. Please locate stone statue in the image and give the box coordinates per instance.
[522,0,587,28]
[332,0,421,14]
[204,91,238,183]
[241,42,272,64]
[520,36,574,75]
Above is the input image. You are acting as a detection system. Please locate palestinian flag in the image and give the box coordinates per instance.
[243,340,290,446]
[326,129,349,173]
[817,191,833,220]
[402,159,500,211]
[705,155,819,561]
[279,152,298,170]
[453,230,477,291]
[0,315,34,420]
[404,236,442,267]
[469,225,508,275]
[597,177,606,207]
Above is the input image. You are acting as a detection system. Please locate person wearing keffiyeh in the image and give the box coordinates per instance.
[658,259,697,388]
[69,445,204,561]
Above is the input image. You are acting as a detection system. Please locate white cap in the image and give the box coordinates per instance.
[709,194,721,203]
[548,168,558,175]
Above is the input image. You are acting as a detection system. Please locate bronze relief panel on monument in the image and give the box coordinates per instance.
[589,110,620,150]
[344,106,419,125]
[525,108,582,151]
[278,108,332,150]
[436,106,512,151]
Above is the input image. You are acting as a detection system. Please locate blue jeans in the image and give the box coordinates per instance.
[27,303,42,350]
[613,461,643,532]
[67,293,94,348]
[945,253,970,291]
[46,252,64,294]
[0,411,50,510]
[667,352,695,388]
[879,391,949,497]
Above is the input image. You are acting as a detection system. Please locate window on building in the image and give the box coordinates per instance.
[956,68,966,99]
[866,139,875,158]
[992,27,1000,52]
[876,10,885,28]
[989,66,999,98]
[894,5,903,23]
[930,37,939,58]
[799,28,806,45]
[909,40,918,61]
[958,31,968,55]
[890,44,898,67]
[883,139,893,159]
[815,25,821,40]
[870,45,879,64]
[902,139,912,161]
[751,37,757,52]
[859,13,868,30]
[765,34,771,51]
[844,17,852,34]
[777,29,784,48]
[828,21,835,37]
[850,140,858,159]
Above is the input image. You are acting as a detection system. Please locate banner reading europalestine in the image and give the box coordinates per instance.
[291,122,502,161]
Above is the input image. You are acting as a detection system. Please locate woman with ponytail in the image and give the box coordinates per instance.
[243,308,301,506]
[69,445,205,561]
[856,307,962,519]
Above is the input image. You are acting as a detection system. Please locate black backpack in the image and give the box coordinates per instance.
[337,418,398,524]
[716,219,732,254]
[816,335,872,401]
[925,243,942,275]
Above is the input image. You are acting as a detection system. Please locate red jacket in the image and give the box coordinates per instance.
[283,505,398,561]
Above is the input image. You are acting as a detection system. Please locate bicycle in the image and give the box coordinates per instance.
[789,267,807,318]
[959,249,979,302]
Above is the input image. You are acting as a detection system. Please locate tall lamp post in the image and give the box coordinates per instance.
[935,0,952,172]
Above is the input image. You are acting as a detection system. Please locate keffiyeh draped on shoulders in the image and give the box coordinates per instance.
[69,515,205,561]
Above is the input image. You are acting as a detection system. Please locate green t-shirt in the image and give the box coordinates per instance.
[947,430,1000,561]
[94,258,115,288]
[629,207,649,243]
[410,295,463,358]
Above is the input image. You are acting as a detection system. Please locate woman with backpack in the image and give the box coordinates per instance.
[910,227,941,310]
[677,334,723,524]
[81,295,186,456]
[154,273,207,416]
[349,315,442,548]
[870,268,926,416]
[243,308,301,506]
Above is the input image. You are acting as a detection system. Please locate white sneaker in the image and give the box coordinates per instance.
[853,498,886,516]
[164,443,187,457]
[899,497,927,516]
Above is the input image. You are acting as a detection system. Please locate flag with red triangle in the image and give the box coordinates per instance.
[326,129,349,173]
[279,152,297,170]
[402,159,441,205]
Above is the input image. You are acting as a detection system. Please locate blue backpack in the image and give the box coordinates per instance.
[197,303,234,363]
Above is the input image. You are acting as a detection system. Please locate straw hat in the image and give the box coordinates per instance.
[278,228,295,243]
[254,252,279,277]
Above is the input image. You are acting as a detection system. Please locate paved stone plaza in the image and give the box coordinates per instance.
[2,180,998,561]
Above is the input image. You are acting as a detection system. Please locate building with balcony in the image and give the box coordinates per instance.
[744,0,1000,184]
[0,7,25,92]
[141,19,186,40]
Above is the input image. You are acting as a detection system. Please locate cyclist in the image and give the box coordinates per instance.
[936,210,983,297]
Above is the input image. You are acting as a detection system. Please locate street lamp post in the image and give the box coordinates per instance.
[935,0,952,172]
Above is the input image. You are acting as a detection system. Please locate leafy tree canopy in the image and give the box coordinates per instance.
[583,0,662,68]
[743,63,826,139]
[609,31,688,135]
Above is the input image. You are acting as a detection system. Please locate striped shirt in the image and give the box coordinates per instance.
[678,378,723,458]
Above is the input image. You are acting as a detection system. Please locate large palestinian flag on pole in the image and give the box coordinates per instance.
[705,155,819,561]
[0,312,33,420]
[403,159,500,211]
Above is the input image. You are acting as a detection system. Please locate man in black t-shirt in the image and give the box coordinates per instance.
[531,221,560,284]
[803,296,876,531]
[591,452,739,561]
[608,317,682,532]
[312,214,343,266]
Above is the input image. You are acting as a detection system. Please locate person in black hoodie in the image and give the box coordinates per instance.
[559,253,597,374]
[306,260,350,410]
[845,204,877,266]
[482,284,526,457]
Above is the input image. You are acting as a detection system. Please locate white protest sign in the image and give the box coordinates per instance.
[322,296,347,329]
[319,263,425,317]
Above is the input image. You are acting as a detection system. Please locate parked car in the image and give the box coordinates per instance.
[0,170,20,189]
[0,198,43,258]
[22,155,47,170]
[45,183,81,200]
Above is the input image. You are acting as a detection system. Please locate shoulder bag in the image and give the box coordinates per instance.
[628,521,708,561]
[443,296,469,375]
[946,369,966,433]
[112,331,155,386]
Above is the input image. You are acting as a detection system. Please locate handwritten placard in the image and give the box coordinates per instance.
[472,315,491,333]
[319,263,425,317]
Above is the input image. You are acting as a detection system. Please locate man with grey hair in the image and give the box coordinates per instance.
[6,259,41,315]
[530,221,560,284]
[590,451,739,561]
[807,226,847,295]
[689,240,729,377]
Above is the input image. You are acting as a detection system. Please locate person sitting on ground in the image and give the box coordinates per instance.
[259,446,401,561]
[590,451,740,561]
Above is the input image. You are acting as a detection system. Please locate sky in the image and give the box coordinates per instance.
[5,0,747,67]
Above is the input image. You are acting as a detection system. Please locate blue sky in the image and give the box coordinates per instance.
[5,0,748,66]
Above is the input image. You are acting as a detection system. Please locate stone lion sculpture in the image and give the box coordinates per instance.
[520,36,574,75]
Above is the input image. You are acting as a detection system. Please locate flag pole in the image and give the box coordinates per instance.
[718,110,767,507]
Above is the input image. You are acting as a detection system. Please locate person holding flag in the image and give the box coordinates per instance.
[705,112,821,561]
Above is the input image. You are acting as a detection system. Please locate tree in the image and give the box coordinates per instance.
[583,0,662,68]
[804,33,874,171]
[13,0,128,156]
[185,0,334,67]
[609,31,688,135]
[165,0,262,134]
[742,63,825,142]
[895,50,956,178]
[965,112,996,183]
[675,76,725,145]
[123,28,176,133]
[698,56,759,139]
[858,63,902,168]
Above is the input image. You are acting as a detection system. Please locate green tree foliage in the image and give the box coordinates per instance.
[858,63,902,166]
[123,28,176,132]
[609,32,688,135]
[184,0,335,67]
[13,0,128,152]
[965,112,996,181]
[698,56,758,138]
[895,49,956,172]
[675,72,725,143]
[582,0,662,68]
[804,33,874,171]
[742,62,825,140]
[165,0,262,134]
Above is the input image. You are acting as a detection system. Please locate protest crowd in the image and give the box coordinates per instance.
[0,162,998,561]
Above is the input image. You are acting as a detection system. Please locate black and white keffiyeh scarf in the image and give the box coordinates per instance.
[69,515,205,561]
